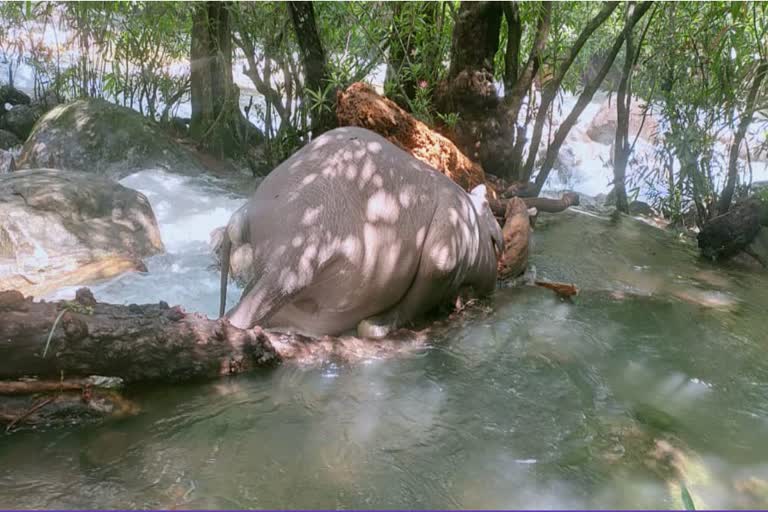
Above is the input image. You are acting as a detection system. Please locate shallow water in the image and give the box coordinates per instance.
[5,172,768,509]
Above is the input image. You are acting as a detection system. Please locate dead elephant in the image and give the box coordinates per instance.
[219,127,503,338]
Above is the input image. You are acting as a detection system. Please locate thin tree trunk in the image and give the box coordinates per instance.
[521,1,619,181]
[718,61,768,214]
[503,2,522,93]
[503,2,552,121]
[446,1,504,80]
[613,2,636,213]
[533,1,653,195]
[288,1,335,136]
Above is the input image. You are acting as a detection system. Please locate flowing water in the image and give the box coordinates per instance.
[2,169,768,509]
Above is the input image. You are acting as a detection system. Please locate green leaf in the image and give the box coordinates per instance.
[680,481,696,511]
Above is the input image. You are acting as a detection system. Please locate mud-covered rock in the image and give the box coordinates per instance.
[336,82,488,193]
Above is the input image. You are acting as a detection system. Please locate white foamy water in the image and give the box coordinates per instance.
[46,169,247,317]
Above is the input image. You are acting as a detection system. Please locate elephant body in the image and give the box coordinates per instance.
[221,126,502,338]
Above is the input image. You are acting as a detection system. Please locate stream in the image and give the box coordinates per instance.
[1,167,768,509]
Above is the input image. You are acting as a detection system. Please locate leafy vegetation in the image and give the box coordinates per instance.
[1,1,766,225]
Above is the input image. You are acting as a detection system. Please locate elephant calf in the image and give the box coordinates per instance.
[220,126,503,338]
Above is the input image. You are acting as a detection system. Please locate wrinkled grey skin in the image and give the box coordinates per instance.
[220,126,503,338]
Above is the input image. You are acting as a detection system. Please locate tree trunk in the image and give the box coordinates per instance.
[533,1,653,195]
[521,1,619,182]
[502,3,522,93]
[613,2,637,213]
[189,1,245,159]
[288,1,336,136]
[503,2,552,120]
[718,62,768,215]
[446,1,503,80]
[434,1,506,174]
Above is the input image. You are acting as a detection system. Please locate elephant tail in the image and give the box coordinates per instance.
[219,230,232,318]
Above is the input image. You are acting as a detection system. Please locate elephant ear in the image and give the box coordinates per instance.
[469,184,489,211]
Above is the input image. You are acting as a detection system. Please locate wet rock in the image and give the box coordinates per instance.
[0,149,16,174]
[698,198,762,262]
[628,200,655,217]
[586,97,659,145]
[0,128,21,150]
[0,168,164,297]
[36,89,61,109]
[736,227,768,270]
[0,84,31,113]
[170,116,190,137]
[0,104,42,140]
[18,99,208,178]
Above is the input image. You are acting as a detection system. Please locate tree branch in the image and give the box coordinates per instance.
[718,61,768,214]
[533,1,653,194]
[521,1,619,180]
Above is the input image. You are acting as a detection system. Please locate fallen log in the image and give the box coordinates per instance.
[524,192,581,213]
[1,385,138,432]
[0,285,455,382]
[490,192,580,218]
[0,272,578,431]
[0,288,279,383]
[336,82,489,193]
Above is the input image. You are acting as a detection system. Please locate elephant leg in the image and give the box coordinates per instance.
[357,230,461,339]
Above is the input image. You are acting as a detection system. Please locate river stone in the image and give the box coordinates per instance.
[586,97,659,145]
[0,104,42,140]
[0,169,165,297]
[628,200,655,217]
[737,227,768,270]
[0,149,16,174]
[0,85,31,114]
[0,128,21,150]
[18,98,208,178]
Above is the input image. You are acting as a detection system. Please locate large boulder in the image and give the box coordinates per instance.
[0,128,21,150]
[698,198,762,262]
[18,99,208,178]
[0,169,164,297]
[0,85,31,113]
[0,104,42,140]
[586,97,659,145]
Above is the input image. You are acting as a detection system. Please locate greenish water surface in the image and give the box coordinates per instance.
[3,209,768,509]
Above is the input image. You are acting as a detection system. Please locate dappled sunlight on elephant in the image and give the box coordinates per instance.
[219,127,503,338]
